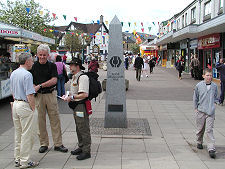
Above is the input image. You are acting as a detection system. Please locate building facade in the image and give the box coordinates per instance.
[152,0,225,79]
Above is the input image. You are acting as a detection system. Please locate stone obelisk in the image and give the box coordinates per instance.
[104,15,127,128]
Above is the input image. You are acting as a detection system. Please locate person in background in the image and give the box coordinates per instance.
[134,53,144,81]
[148,55,156,74]
[63,54,67,64]
[175,56,185,80]
[10,52,39,168]
[88,56,99,73]
[216,58,225,106]
[124,54,129,70]
[55,55,67,97]
[193,68,218,159]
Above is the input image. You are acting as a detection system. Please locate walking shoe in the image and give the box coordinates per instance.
[15,160,20,167]
[39,146,48,153]
[54,145,68,153]
[197,143,203,149]
[71,147,82,155]
[209,150,216,159]
[20,161,39,168]
[76,152,91,160]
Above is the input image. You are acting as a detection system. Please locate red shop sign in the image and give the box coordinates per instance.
[198,33,220,49]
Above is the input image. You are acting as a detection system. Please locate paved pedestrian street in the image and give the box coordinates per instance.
[1,66,225,169]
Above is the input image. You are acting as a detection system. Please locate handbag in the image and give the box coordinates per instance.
[62,62,69,83]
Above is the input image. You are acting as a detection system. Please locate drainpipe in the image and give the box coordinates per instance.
[187,38,191,73]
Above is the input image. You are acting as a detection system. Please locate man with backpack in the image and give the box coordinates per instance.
[63,58,92,160]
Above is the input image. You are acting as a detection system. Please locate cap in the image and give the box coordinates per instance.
[67,58,85,70]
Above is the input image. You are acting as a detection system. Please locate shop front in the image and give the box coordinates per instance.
[160,44,167,67]
[167,42,180,68]
[180,39,190,72]
[198,33,221,79]
[190,39,198,56]
[0,22,55,99]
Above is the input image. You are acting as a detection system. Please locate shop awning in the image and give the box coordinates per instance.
[0,22,55,45]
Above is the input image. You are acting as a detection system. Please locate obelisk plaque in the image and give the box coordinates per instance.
[104,15,127,128]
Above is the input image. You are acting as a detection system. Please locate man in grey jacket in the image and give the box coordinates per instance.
[193,68,218,158]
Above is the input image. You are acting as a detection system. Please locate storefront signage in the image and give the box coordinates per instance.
[190,39,198,49]
[1,79,11,98]
[180,40,187,49]
[0,29,20,37]
[198,33,220,49]
[162,44,167,50]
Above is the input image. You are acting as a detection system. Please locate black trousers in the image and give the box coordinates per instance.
[136,68,142,81]
[220,81,225,104]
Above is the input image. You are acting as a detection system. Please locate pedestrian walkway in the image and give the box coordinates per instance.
[1,66,225,169]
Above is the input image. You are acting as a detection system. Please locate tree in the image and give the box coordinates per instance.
[64,30,83,57]
[0,0,54,38]
[131,43,140,54]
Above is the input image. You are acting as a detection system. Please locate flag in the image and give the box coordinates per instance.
[74,17,77,22]
[63,15,66,20]
[128,22,131,27]
[141,22,143,27]
[141,28,144,33]
[105,21,108,25]
[52,13,56,19]
[134,22,136,26]
[43,29,47,32]
[97,20,100,24]
[121,22,123,26]
[39,10,43,15]
[49,29,54,32]
[26,7,30,14]
[148,27,151,32]
[152,22,155,26]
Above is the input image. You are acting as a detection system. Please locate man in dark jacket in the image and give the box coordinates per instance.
[216,58,225,105]
[134,54,144,81]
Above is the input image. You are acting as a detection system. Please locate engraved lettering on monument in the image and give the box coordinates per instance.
[104,15,127,128]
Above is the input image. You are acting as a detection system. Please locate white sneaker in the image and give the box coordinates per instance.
[20,161,39,168]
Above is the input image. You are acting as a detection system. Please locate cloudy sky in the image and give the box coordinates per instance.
[25,0,195,35]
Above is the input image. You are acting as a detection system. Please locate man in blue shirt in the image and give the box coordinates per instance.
[10,52,39,168]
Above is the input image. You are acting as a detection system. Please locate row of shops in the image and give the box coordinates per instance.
[0,22,55,99]
[158,33,225,79]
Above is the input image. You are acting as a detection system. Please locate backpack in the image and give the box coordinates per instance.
[77,72,102,100]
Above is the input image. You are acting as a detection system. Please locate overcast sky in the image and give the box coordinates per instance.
[12,0,195,35]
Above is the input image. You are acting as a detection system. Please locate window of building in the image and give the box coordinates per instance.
[191,7,196,21]
[220,0,224,8]
[177,19,180,30]
[185,13,187,26]
[182,15,184,28]
[204,1,211,16]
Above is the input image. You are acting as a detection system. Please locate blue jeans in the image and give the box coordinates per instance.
[57,74,65,96]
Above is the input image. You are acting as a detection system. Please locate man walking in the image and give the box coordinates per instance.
[64,58,91,160]
[10,52,39,168]
[216,58,225,105]
[134,54,144,81]
[30,44,68,153]
[190,54,200,80]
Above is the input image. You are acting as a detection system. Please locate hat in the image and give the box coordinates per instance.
[67,58,85,70]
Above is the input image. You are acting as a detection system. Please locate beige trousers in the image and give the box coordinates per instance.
[35,91,62,147]
[12,101,38,166]
[196,111,215,151]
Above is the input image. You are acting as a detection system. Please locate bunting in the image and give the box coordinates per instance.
[134,22,136,27]
[141,22,143,27]
[148,27,151,32]
[152,22,155,25]
[39,10,43,15]
[105,21,108,25]
[121,22,123,26]
[97,20,100,24]
[128,22,131,27]
[141,28,144,33]
[63,15,66,20]
[74,17,77,22]
[52,13,56,19]
[26,7,30,14]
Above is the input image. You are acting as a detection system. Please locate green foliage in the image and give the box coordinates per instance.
[0,0,54,38]
[64,30,83,56]
[130,43,140,54]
